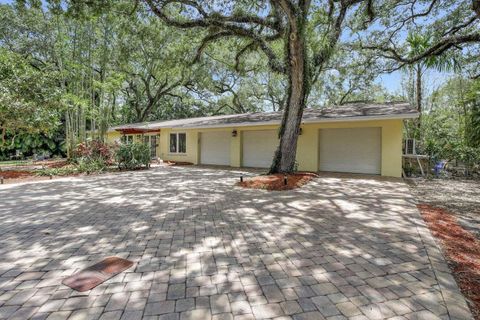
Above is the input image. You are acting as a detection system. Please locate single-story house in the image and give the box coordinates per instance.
[106,102,419,177]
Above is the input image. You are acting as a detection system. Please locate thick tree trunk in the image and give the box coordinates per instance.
[269,22,308,173]
[474,0,480,18]
[139,99,156,122]
[0,126,5,147]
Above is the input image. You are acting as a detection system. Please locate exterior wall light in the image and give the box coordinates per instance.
[232,130,238,137]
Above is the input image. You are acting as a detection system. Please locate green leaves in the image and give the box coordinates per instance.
[115,142,150,170]
[421,76,480,170]
[406,31,461,73]
[0,49,63,147]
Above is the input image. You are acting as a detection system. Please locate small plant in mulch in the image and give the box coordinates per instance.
[35,165,81,177]
[418,204,480,319]
[237,172,318,191]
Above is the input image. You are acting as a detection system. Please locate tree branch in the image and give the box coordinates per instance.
[144,0,286,73]
[443,16,478,37]
[381,0,439,42]
[362,32,480,66]
[313,1,352,68]
[234,41,256,72]
[193,31,234,63]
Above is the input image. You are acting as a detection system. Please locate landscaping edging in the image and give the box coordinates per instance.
[412,201,474,319]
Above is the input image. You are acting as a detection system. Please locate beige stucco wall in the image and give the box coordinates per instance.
[158,128,198,163]
[106,118,404,177]
[298,119,403,177]
[106,131,122,143]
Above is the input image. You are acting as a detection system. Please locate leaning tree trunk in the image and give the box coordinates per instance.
[269,20,308,174]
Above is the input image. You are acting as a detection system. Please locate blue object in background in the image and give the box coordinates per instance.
[434,161,447,176]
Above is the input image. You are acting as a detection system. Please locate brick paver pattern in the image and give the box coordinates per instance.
[0,166,473,320]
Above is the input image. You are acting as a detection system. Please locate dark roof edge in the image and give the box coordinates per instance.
[175,112,419,129]
[108,102,418,132]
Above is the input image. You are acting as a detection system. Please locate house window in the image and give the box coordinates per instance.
[170,134,177,153]
[170,133,186,153]
[122,135,134,144]
[178,133,186,153]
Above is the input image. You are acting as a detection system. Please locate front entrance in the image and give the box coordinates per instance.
[143,135,158,158]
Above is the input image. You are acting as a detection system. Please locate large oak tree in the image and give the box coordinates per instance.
[144,0,376,173]
[143,0,479,173]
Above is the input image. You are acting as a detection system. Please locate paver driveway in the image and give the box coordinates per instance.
[0,166,472,320]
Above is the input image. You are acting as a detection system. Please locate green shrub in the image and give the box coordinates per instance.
[35,166,78,176]
[74,140,114,165]
[77,158,108,173]
[453,145,480,174]
[70,140,116,173]
[115,143,150,170]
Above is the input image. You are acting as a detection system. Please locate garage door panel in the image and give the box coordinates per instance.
[242,130,278,168]
[319,127,381,174]
[200,131,230,165]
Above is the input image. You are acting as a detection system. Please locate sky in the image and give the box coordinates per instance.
[0,0,450,95]
[377,73,403,94]
[377,70,449,95]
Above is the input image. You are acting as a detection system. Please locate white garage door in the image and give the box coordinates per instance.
[200,131,230,166]
[242,130,278,168]
[319,127,381,174]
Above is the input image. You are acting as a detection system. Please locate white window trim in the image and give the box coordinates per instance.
[169,132,187,154]
[123,135,134,144]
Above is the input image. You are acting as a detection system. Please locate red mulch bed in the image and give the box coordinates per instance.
[418,204,480,319]
[237,172,318,191]
[0,170,34,179]
[45,160,68,168]
[165,161,194,166]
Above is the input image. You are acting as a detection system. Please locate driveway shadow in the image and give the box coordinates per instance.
[0,166,471,319]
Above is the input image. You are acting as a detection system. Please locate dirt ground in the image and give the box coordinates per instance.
[0,159,67,184]
[409,178,480,239]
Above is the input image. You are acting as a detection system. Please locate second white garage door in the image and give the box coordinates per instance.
[200,131,230,166]
[319,127,381,174]
[242,130,278,168]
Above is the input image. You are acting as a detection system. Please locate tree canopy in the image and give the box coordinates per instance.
[141,0,479,172]
[0,0,478,167]
[0,49,62,148]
